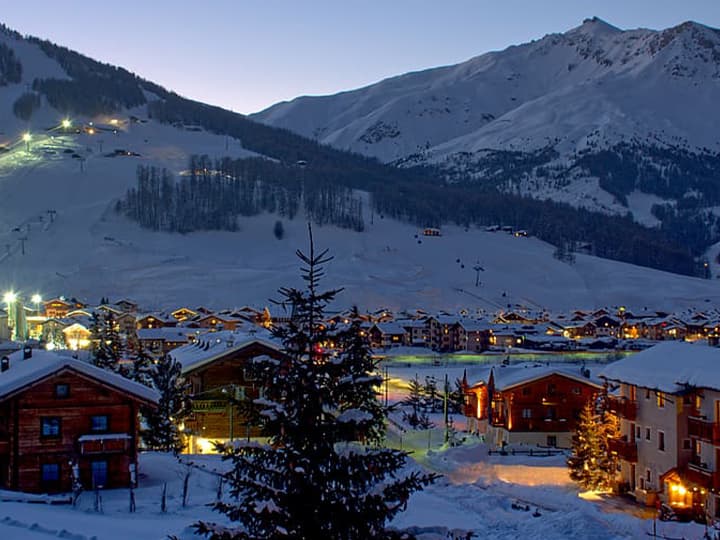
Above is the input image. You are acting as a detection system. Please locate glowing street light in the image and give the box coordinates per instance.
[61,119,72,129]
[3,291,17,305]
[31,294,42,304]
[22,132,31,152]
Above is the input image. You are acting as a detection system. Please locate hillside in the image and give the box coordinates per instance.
[255,18,720,256]
[0,22,718,312]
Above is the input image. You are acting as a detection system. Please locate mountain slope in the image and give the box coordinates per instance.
[254,18,720,242]
[0,22,717,312]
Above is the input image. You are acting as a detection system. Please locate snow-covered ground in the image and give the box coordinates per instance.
[0,121,718,314]
[0,444,711,539]
[1,360,715,540]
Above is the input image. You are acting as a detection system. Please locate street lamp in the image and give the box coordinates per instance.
[3,291,16,305]
[61,119,71,130]
[22,132,31,152]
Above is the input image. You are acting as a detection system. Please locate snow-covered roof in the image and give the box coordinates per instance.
[468,363,602,392]
[0,349,159,403]
[493,364,603,392]
[599,341,720,393]
[373,322,406,335]
[170,330,281,373]
[137,328,192,341]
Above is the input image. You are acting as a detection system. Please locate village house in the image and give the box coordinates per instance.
[136,313,176,330]
[0,348,158,493]
[398,319,430,347]
[427,316,462,352]
[170,330,285,453]
[367,322,408,349]
[43,298,74,319]
[136,327,194,356]
[464,364,602,448]
[456,320,493,353]
[600,342,720,519]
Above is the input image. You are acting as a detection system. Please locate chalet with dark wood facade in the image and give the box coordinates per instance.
[171,330,284,453]
[0,349,158,493]
[464,365,602,448]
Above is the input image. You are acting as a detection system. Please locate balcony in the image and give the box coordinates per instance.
[191,399,229,413]
[78,433,131,455]
[608,437,638,462]
[606,396,638,421]
[688,416,720,445]
[685,461,720,490]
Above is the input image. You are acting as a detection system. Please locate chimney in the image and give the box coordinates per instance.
[0,356,8,372]
[23,346,32,360]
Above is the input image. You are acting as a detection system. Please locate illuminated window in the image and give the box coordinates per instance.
[657,392,665,408]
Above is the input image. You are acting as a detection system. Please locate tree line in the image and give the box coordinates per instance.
[0,42,22,86]
[117,156,365,233]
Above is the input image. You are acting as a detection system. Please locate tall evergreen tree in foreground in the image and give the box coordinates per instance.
[567,401,617,491]
[196,224,438,540]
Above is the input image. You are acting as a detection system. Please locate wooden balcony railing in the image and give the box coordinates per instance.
[191,399,229,413]
[608,437,638,463]
[78,433,131,455]
[688,416,720,445]
[606,396,638,421]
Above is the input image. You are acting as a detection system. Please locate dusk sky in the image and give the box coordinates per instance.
[3,1,720,114]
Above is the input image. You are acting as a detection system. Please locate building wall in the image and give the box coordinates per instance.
[0,368,143,493]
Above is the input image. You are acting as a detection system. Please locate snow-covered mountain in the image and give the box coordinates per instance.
[0,22,718,313]
[254,18,720,220]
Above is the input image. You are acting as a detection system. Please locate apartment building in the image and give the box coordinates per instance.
[601,342,720,519]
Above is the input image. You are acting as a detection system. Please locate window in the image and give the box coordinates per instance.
[54,384,69,399]
[657,392,665,408]
[645,427,651,441]
[636,425,641,439]
[522,408,532,419]
[90,415,109,433]
[41,417,61,438]
[41,463,60,483]
[572,387,581,395]
[547,435,557,448]
[645,388,651,400]
[522,387,531,396]
[646,469,652,482]
[91,460,108,488]
[658,431,665,452]
[545,407,557,420]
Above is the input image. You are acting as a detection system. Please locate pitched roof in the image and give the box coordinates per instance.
[0,349,158,403]
[599,341,720,393]
[170,330,281,373]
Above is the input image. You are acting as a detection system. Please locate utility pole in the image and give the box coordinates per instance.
[384,365,389,408]
[19,237,27,255]
[443,373,450,445]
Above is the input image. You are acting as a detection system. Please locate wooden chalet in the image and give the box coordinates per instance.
[43,298,73,319]
[368,323,407,349]
[0,349,158,493]
[464,365,602,448]
[136,328,193,356]
[136,314,176,330]
[171,331,285,453]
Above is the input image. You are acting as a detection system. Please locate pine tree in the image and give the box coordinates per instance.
[195,225,438,540]
[142,354,190,453]
[129,347,154,387]
[568,401,615,491]
[402,374,432,429]
[90,311,122,372]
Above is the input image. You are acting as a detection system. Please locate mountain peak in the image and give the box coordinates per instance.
[571,17,622,36]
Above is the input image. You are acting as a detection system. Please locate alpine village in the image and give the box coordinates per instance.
[2,7,720,540]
